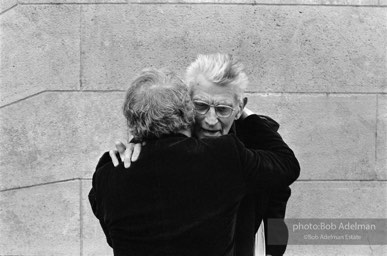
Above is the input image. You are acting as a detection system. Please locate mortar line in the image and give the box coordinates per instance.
[0,3,18,15]
[0,90,55,109]
[0,178,385,192]
[128,2,385,7]
[15,2,386,7]
[79,5,83,90]
[125,2,383,7]
[82,178,387,182]
[295,179,387,182]
[18,2,126,5]
[0,178,82,192]
[1,90,385,109]
[0,90,126,109]
[375,94,379,171]
[1,179,386,192]
[244,91,387,95]
[79,180,84,256]
[86,177,387,182]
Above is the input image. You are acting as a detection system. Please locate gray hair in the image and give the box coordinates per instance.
[185,53,249,101]
[123,68,195,141]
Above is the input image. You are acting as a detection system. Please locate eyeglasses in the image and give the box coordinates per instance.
[193,100,235,118]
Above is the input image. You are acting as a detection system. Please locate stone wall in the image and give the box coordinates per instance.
[1,0,386,255]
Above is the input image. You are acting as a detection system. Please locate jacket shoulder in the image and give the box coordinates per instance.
[92,152,116,187]
[96,151,113,170]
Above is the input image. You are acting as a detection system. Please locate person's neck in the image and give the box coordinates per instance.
[178,128,192,137]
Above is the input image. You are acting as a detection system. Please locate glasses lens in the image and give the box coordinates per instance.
[193,101,210,114]
[215,106,233,117]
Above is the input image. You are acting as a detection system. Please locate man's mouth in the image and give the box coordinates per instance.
[201,128,221,137]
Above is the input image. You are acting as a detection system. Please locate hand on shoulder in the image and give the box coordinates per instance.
[109,140,143,168]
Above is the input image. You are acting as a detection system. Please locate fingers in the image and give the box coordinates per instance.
[131,143,142,162]
[128,133,134,143]
[113,137,142,168]
[123,145,134,168]
[115,141,126,161]
[115,141,126,154]
[109,150,119,167]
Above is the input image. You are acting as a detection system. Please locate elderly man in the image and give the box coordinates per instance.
[112,54,299,256]
[89,68,299,256]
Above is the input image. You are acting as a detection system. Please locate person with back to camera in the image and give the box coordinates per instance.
[111,54,300,256]
[89,67,300,256]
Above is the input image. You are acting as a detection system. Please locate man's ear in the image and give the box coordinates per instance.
[242,97,248,109]
[235,97,248,120]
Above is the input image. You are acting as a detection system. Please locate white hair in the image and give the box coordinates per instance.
[185,53,249,101]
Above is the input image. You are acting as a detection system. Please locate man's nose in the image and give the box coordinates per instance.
[204,107,218,126]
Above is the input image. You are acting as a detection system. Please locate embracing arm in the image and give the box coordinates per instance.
[235,114,300,189]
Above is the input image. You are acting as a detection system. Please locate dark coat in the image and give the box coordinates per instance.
[233,115,296,256]
[89,115,300,256]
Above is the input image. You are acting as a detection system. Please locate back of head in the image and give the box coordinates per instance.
[185,53,249,100]
[123,68,194,141]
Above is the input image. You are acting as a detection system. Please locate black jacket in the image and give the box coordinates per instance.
[233,115,296,256]
[89,115,300,256]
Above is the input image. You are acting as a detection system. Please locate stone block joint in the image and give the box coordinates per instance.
[0,3,18,15]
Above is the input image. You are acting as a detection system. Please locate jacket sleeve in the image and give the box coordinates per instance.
[88,152,113,248]
[263,189,291,256]
[234,115,300,190]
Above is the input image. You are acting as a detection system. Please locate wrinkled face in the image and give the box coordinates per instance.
[191,75,242,139]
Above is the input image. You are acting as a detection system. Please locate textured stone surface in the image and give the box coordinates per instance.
[0,92,127,190]
[1,2,385,255]
[19,0,125,3]
[0,181,80,254]
[285,245,387,256]
[81,179,113,256]
[246,93,377,180]
[0,5,80,107]
[287,181,387,218]
[18,0,378,4]
[277,0,379,5]
[285,181,387,255]
[125,0,257,3]
[125,0,381,5]
[42,0,379,4]
[376,94,387,180]
[81,5,386,93]
[0,0,17,14]
[10,0,380,6]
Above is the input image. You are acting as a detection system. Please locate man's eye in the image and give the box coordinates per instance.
[194,102,209,111]
[216,106,231,115]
